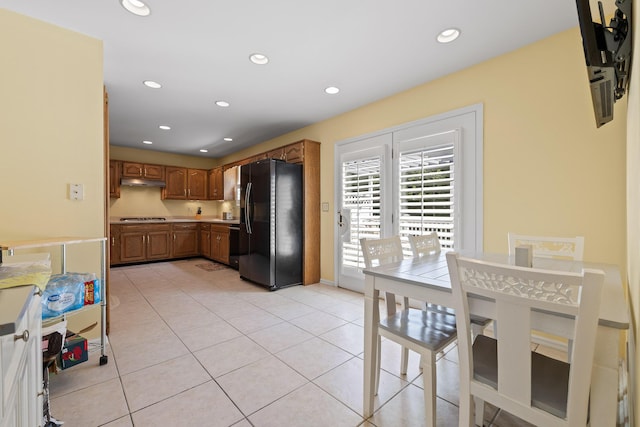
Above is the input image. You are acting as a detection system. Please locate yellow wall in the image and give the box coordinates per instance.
[222,27,627,283]
[0,9,105,338]
[109,146,232,219]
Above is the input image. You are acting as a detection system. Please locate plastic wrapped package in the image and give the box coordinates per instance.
[41,273,101,319]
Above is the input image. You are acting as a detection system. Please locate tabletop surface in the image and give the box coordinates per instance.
[363,251,629,329]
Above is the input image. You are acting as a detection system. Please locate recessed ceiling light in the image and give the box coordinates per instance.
[223,137,233,142]
[437,28,460,43]
[215,101,230,107]
[200,149,208,153]
[142,140,153,145]
[249,53,269,65]
[159,125,171,130]
[325,86,340,95]
[143,80,162,89]
[120,0,151,17]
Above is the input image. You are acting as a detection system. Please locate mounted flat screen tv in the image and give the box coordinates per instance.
[575,0,632,127]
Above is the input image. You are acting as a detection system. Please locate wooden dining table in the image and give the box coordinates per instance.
[362,251,629,426]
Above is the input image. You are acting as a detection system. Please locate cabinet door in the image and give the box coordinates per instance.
[143,164,164,180]
[110,225,121,265]
[284,142,304,164]
[119,231,146,262]
[266,147,285,160]
[208,167,223,200]
[172,224,199,257]
[147,230,172,259]
[199,225,211,258]
[121,162,144,178]
[109,160,121,198]
[211,226,230,264]
[164,167,187,199]
[188,169,207,200]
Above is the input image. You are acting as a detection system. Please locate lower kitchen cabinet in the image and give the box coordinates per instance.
[172,223,199,258]
[110,222,233,266]
[199,224,211,258]
[211,225,230,264]
[118,224,171,263]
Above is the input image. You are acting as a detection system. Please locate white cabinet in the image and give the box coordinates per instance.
[0,285,43,427]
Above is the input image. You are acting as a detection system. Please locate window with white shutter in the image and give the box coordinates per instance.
[341,155,382,270]
[397,143,455,252]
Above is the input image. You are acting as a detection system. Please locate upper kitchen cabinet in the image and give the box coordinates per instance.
[208,167,223,200]
[223,166,240,201]
[121,162,165,180]
[163,167,187,199]
[188,169,208,200]
[163,167,208,200]
[265,147,285,160]
[284,142,304,164]
[109,160,121,198]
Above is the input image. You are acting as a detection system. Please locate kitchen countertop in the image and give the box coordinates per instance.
[110,217,240,225]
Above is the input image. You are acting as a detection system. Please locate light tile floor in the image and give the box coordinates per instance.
[48,259,555,427]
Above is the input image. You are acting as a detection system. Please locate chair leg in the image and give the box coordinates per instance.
[421,351,437,427]
[473,396,484,427]
[400,346,409,375]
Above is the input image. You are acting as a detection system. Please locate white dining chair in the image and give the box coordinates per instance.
[408,232,491,339]
[446,252,603,427]
[361,236,457,426]
[507,233,585,261]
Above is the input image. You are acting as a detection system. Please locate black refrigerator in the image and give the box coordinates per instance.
[239,159,303,290]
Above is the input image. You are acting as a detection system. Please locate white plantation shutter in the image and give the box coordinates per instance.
[341,155,382,270]
[398,144,455,250]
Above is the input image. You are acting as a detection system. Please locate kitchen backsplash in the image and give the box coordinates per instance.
[109,186,240,219]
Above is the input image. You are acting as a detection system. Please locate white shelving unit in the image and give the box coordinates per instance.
[0,237,108,365]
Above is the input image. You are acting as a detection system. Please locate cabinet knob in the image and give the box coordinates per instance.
[14,330,29,342]
[34,289,43,297]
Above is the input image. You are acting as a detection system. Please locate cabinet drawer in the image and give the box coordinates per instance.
[172,223,198,230]
[120,224,171,232]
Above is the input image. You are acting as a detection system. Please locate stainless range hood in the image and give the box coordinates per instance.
[120,178,166,187]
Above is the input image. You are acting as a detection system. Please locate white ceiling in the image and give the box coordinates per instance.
[2,0,581,158]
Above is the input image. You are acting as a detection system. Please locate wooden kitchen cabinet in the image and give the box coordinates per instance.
[121,162,165,180]
[110,224,121,264]
[172,223,199,258]
[199,223,211,258]
[163,167,208,200]
[284,142,304,164]
[163,167,187,199]
[266,147,285,160]
[109,160,121,198]
[118,224,171,263]
[211,225,230,264]
[188,169,207,200]
[208,167,223,200]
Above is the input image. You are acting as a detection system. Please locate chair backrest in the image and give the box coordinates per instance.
[446,252,603,426]
[360,236,404,268]
[408,232,441,258]
[508,233,585,261]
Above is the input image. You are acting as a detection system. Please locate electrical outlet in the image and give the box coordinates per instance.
[70,183,84,201]
[321,202,329,212]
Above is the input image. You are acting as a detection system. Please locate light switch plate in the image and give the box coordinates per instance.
[321,202,329,212]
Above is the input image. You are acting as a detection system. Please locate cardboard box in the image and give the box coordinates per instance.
[58,335,88,369]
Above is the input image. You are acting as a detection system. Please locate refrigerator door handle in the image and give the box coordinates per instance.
[245,182,252,234]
